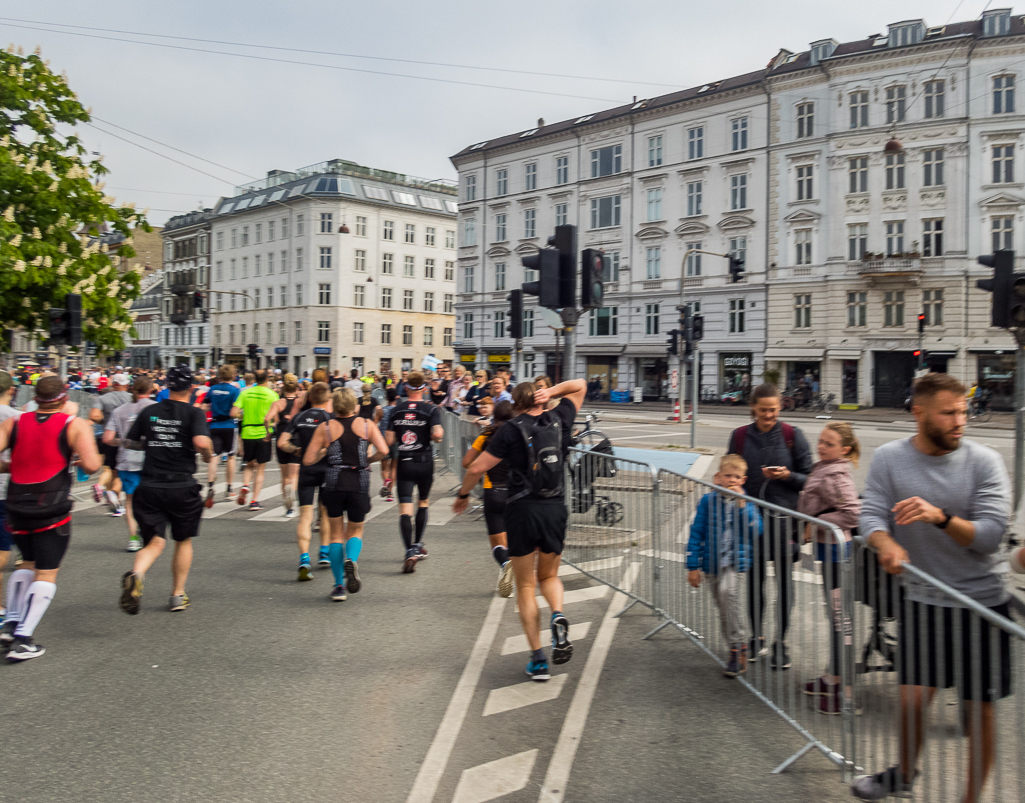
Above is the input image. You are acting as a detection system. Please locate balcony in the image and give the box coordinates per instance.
[170,283,191,296]
[851,256,924,279]
[169,313,189,325]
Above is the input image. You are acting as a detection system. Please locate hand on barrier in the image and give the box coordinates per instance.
[687,569,702,588]
[875,535,909,575]
[891,495,943,526]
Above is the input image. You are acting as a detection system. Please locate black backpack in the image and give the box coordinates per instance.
[508,412,565,503]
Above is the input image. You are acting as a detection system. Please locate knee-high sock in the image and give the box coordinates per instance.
[346,536,363,563]
[328,542,346,586]
[6,569,34,622]
[14,581,56,637]
[400,515,413,550]
[414,507,429,543]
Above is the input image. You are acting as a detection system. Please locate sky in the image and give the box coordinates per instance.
[0,0,1001,225]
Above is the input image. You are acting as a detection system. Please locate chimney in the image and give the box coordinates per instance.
[537,118,545,128]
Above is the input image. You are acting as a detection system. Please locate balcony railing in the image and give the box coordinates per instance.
[852,257,924,276]
[170,283,191,296]
[169,313,189,325]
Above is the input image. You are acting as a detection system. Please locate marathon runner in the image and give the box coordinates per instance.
[265,373,304,519]
[378,387,398,501]
[231,369,278,511]
[102,376,156,552]
[385,371,443,573]
[0,370,20,626]
[203,364,241,506]
[0,375,102,660]
[89,372,131,515]
[118,365,212,615]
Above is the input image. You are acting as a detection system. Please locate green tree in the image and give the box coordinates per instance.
[0,44,149,354]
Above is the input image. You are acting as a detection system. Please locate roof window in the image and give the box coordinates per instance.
[269,190,286,202]
[391,190,417,206]
[218,202,234,214]
[469,141,488,150]
[574,114,594,124]
[631,99,648,110]
[888,20,925,47]
[983,9,1011,37]
[419,196,443,210]
[363,186,389,202]
[519,128,539,138]
[235,198,251,210]
[444,201,459,214]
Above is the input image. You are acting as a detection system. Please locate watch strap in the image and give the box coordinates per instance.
[937,509,953,530]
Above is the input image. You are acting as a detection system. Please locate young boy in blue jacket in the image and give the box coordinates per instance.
[687,454,763,677]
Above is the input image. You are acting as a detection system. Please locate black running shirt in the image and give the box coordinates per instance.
[388,400,442,456]
[126,399,210,487]
[286,407,333,460]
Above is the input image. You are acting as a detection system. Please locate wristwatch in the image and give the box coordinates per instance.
[936,508,953,530]
[458,492,470,500]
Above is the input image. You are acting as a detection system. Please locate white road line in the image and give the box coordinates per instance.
[537,561,640,803]
[501,623,592,656]
[482,674,568,717]
[451,749,538,803]
[518,584,608,612]
[428,505,457,527]
[204,485,282,519]
[406,595,508,803]
[558,556,624,577]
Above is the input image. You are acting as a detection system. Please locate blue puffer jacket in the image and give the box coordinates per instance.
[685,491,764,575]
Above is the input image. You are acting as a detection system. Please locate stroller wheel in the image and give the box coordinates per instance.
[596,501,624,526]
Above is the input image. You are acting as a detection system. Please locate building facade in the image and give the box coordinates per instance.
[122,270,164,369]
[159,211,213,371]
[209,160,458,376]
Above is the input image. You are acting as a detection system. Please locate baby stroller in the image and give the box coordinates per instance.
[569,436,624,527]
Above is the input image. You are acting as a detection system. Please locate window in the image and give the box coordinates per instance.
[216,231,224,251]
[401,223,414,245]
[444,293,453,313]
[382,253,394,274]
[493,311,505,338]
[984,10,1011,36]
[404,255,415,277]
[687,126,704,160]
[849,91,869,129]
[590,145,623,177]
[253,223,262,244]
[993,216,1014,250]
[465,174,477,201]
[354,284,365,306]
[289,284,297,306]
[495,168,508,196]
[555,203,567,227]
[240,324,246,343]
[463,218,476,246]
[230,293,237,311]
[886,86,906,123]
[849,157,868,194]
[425,226,436,246]
[794,294,811,328]
[923,289,944,326]
[242,226,249,246]
[730,174,748,209]
[685,242,702,276]
[228,324,235,344]
[319,213,333,234]
[383,220,394,241]
[645,303,659,335]
[253,288,261,309]
[318,283,331,305]
[463,266,474,293]
[883,290,905,327]
[731,117,748,151]
[381,287,393,308]
[848,223,868,260]
[924,80,945,119]
[296,248,303,271]
[231,228,238,248]
[728,298,745,333]
[294,321,302,343]
[923,149,944,187]
[885,221,905,255]
[728,237,746,269]
[425,258,435,279]
[992,145,1014,183]
[646,188,663,221]
[281,218,289,238]
[524,209,536,238]
[495,213,507,241]
[445,230,455,249]
[214,325,222,344]
[241,257,248,278]
[443,327,453,346]
[278,321,285,344]
[312,321,328,342]
[424,326,433,346]
[796,103,814,138]
[353,321,364,344]
[280,250,288,272]
[556,155,569,185]
[648,135,663,166]
[319,246,332,269]
[590,195,621,229]
[267,220,275,241]
[215,261,223,281]
[424,291,435,311]
[463,314,473,339]
[524,162,537,190]
[522,309,533,338]
[646,246,661,279]
[994,75,1016,114]
[354,249,366,271]
[796,165,813,200]
[923,219,944,256]
[355,216,367,237]
[265,285,273,308]
[495,262,506,292]
[885,152,905,190]
[588,307,618,336]
[795,229,812,265]
[267,251,275,274]
[216,293,223,311]
[296,215,304,235]
[402,325,413,346]
[846,291,867,327]
[403,289,414,310]
[686,181,703,216]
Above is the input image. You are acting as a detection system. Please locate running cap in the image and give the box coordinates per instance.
[166,364,193,391]
[111,372,131,386]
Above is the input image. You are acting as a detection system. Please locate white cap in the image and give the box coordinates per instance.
[111,373,130,385]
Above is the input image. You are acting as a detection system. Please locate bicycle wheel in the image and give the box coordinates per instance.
[822,401,835,414]
[575,428,609,448]
[977,408,992,423]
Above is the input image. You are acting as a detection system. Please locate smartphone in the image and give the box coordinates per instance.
[763,465,784,471]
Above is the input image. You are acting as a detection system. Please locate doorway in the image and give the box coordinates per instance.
[873,351,916,408]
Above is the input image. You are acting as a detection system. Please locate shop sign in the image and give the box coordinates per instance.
[313,347,332,355]
[274,347,289,355]
[488,353,511,363]
[459,354,476,362]
[722,355,750,369]
[228,347,243,354]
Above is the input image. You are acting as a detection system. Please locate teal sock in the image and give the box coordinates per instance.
[328,543,346,586]
[346,536,363,563]
[319,545,329,557]
[300,552,310,565]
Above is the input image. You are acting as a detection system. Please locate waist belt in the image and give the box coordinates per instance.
[212,414,233,423]
[400,452,433,463]
[143,472,195,484]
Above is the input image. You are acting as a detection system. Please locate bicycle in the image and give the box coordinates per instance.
[807,392,836,414]
[568,410,624,526]
[968,396,992,423]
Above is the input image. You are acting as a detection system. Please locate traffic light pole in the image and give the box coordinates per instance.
[560,308,578,381]
[1015,328,1025,510]
[691,348,699,448]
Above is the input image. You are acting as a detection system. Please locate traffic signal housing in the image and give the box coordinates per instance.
[977,250,1015,328]
[194,291,203,308]
[580,248,606,310]
[692,315,704,342]
[47,293,83,347]
[548,224,577,309]
[666,329,679,356]
[728,255,745,283]
[507,289,523,339]
[678,305,693,342]
[247,343,258,360]
[917,313,925,335]
[521,247,560,309]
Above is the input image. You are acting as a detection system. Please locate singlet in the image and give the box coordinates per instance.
[281,394,299,424]
[6,412,73,531]
[324,416,370,493]
[472,430,509,490]
[388,400,441,459]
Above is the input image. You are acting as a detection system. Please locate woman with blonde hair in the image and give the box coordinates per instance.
[264,373,305,517]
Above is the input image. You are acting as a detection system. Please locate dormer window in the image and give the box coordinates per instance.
[888,20,925,47]
[809,39,837,66]
[983,9,1011,37]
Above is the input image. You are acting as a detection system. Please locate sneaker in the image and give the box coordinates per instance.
[802,676,839,697]
[525,659,551,682]
[119,571,143,615]
[497,561,514,598]
[379,484,390,499]
[106,490,121,511]
[330,584,347,602]
[748,636,768,661]
[817,689,861,716]
[298,562,313,582]
[344,559,361,594]
[769,641,791,671]
[168,594,190,612]
[386,493,394,502]
[225,488,236,500]
[92,483,104,503]
[236,485,249,506]
[551,614,573,665]
[111,506,126,517]
[415,543,428,560]
[850,766,915,800]
[126,538,143,553]
[402,549,418,574]
[204,487,216,509]
[248,501,263,512]
[5,636,45,662]
[284,508,297,519]
[317,552,331,567]
[723,648,748,678]
[0,620,17,646]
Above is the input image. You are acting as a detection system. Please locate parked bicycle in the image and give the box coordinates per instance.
[807,392,836,414]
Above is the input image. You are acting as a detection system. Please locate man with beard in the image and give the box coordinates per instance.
[852,372,1011,803]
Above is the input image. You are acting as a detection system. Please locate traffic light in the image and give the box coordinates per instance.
[580,248,606,310]
[507,289,523,339]
[521,247,560,309]
[666,329,679,356]
[47,293,83,347]
[692,315,704,341]
[917,313,925,335]
[211,347,222,365]
[1013,275,1025,327]
[977,250,1015,328]
[247,343,258,360]
[912,349,922,358]
[678,305,693,342]
[548,224,577,309]
[194,291,203,308]
[728,254,745,283]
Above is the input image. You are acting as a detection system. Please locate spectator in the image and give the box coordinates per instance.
[490,376,512,404]
[344,369,363,394]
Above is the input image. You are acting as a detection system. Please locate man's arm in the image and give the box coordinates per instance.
[452,450,501,514]
[534,378,586,413]
[785,428,814,489]
[192,435,214,463]
[88,404,104,423]
[68,417,103,474]
[303,422,330,466]
[860,450,908,574]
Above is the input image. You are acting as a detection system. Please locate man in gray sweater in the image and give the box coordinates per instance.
[852,372,1012,803]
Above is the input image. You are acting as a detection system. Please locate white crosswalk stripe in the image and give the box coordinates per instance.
[482,675,567,717]
[500,623,592,656]
[517,584,608,612]
[450,749,538,803]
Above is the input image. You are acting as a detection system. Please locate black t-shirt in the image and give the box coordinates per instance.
[126,399,210,487]
[485,398,576,503]
[357,394,380,420]
[286,407,332,459]
[388,400,442,455]
[430,379,449,406]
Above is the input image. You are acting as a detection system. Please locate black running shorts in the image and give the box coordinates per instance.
[100,440,119,469]
[210,428,237,457]
[506,501,567,558]
[276,446,301,466]
[133,484,204,544]
[483,488,508,536]
[297,465,325,507]
[242,438,272,465]
[322,490,370,522]
[396,458,434,503]
[11,522,71,571]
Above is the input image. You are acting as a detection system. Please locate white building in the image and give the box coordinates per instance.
[209,160,458,376]
[159,211,213,371]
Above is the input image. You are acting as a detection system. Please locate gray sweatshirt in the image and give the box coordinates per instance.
[860,437,1010,607]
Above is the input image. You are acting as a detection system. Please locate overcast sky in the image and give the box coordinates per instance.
[0,0,997,225]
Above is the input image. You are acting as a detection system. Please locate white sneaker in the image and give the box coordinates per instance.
[284,508,297,519]
[497,561,514,598]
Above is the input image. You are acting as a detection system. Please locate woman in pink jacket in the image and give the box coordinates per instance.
[797,421,861,715]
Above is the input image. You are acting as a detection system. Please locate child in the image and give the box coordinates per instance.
[687,454,764,678]
[474,396,494,427]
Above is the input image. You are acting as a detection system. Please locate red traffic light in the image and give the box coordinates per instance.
[912,350,921,357]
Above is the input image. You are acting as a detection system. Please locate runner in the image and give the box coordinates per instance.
[102,376,156,552]
[265,373,304,518]
[304,387,389,600]
[0,375,102,660]
[453,379,586,681]
[117,365,212,615]
[89,372,131,515]
[385,371,443,573]
[278,382,333,579]
[357,381,381,425]
[203,364,241,506]
[378,387,398,501]
[0,370,21,625]
[231,369,278,511]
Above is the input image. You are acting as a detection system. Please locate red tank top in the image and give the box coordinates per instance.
[11,412,73,484]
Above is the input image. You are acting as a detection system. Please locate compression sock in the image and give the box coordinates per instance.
[492,546,509,566]
[6,569,34,622]
[300,552,310,565]
[346,536,363,563]
[400,515,413,550]
[414,507,429,542]
[319,546,329,560]
[208,481,214,490]
[14,581,55,637]
[531,648,546,663]
[328,542,346,587]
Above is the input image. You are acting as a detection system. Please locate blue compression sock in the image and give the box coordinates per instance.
[346,536,363,563]
[328,543,346,586]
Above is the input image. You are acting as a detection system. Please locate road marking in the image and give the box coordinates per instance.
[483,674,568,717]
[518,584,608,612]
[406,595,508,803]
[364,498,398,521]
[687,454,715,479]
[428,505,457,527]
[558,556,624,576]
[501,623,592,656]
[608,432,697,442]
[204,485,282,519]
[538,562,640,803]
[451,749,538,803]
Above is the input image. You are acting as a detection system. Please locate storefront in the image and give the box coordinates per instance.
[872,350,916,408]
[719,352,752,402]
[272,347,289,371]
[842,360,859,405]
[488,352,511,379]
[585,356,618,401]
[225,347,246,370]
[639,357,669,401]
[313,346,331,371]
[457,352,477,372]
[977,351,1015,410]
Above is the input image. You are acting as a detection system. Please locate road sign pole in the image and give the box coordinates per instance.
[691,348,698,448]
[560,308,579,381]
[1015,329,1025,509]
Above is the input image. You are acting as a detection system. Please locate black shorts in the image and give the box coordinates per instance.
[210,428,237,457]
[242,439,272,465]
[322,490,370,522]
[898,599,1013,702]
[133,484,204,545]
[483,488,508,536]
[11,522,70,571]
[100,441,119,469]
[396,458,434,503]
[276,446,301,466]
[506,501,567,558]
[297,465,325,507]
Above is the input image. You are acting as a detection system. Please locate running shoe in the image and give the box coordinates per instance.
[168,594,190,612]
[386,492,394,502]
[769,641,791,671]
[92,483,104,503]
[550,613,573,665]
[111,506,126,518]
[330,584,347,602]
[415,543,429,560]
[127,537,143,553]
[236,485,250,506]
[748,636,768,661]
[248,501,263,512]
[344,559,361,593]
[379,483,390,499]
[6,636,45,662]
[497,561,514,598]
[317,551,331,567]
[284,508,297,519]
[283,485,294,512]
[106,490,121,511]
[723,648,748,678]
[402,548,418,574]
[850,766,915,800]
[802,676,839,697]
[119,571,143,615]
[0,620,17,646]
[298,562,313,582]
[204,487,216,509]
[525,659,551,682]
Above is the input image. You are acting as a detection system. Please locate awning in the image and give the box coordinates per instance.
[575,345,625,356]
[763,347,825,361]
[623,343,673,356]
[827,348,863,359]
[926,350,958,358]
[968,347,1016,354]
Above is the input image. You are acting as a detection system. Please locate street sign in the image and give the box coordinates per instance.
[540,308,563,330]
[670,368,679,391]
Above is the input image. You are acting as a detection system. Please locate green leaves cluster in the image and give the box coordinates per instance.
[0,45,150,353]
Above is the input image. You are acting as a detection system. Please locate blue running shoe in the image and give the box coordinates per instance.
[525,659,551,682]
